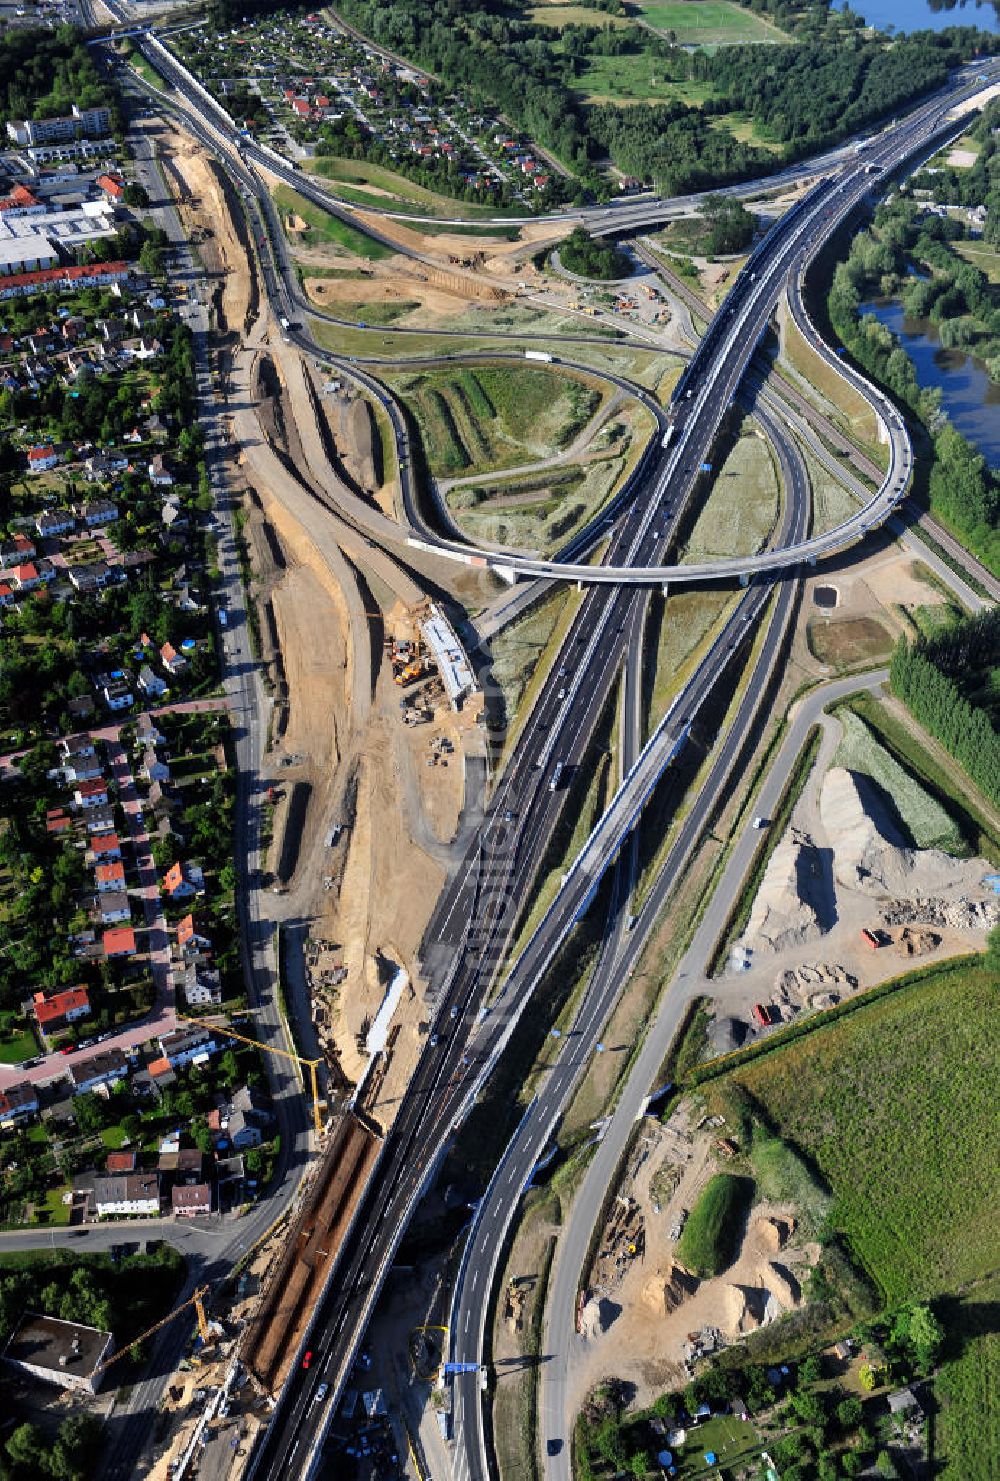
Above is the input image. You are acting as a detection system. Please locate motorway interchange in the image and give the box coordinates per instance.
[72,16,1000,1478]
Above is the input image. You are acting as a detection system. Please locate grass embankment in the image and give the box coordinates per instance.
[676,1173,753,1277]
[302,155,521,220]
[273,184,392,260]
[682,426,779,562]
[385,364,605,478]
[706,723,822,976]
[783,312,882,452]
[833,708,966,853]
[711,958,999,1304]
[838,692,1000,862]
[933,1272,1000,1480]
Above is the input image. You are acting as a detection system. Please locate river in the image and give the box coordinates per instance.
[835,0,998,33]
[862,298,1000,467]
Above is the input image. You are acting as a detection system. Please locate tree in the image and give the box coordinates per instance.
[122,181,149,208]
[837,1395,864,1430]
[5,1422,50,1476]
[72,1092,107,1136]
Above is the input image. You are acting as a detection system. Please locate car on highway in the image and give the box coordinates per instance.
[302,1351,313,1369]
[314,1383,329,1404]
[547,1439,563,1456]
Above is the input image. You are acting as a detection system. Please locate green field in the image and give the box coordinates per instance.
[832,708,967,853]
[721,960,999,1305]
[933,1273,1000,1481]
[638,0,789,44]
[682,428,779,561]
[384,364,605,477]
[676,1173,751,1276]
[273,185,392,260]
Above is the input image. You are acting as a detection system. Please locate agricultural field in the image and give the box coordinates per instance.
[719,960,999,1305]
[933,1273,1000,1481]
[272,184,392,259]
[384,364,606,477]
[682,426,779,562]
[832,709,966,853]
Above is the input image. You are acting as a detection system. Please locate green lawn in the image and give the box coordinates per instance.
[682,428,778,561]
[0,1012,37,1064]
[676,1173,752,1276]
[273,185,392,260]
[100,1125,131,1150]
[721,960,1000,1305]
[639,0,789,44]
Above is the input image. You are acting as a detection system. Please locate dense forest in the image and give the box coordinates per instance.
[0,26,116,126]
[890,616,1000,809]
[204,0,997,196]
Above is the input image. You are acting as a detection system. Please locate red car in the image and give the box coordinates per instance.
[302,1351,313,1370]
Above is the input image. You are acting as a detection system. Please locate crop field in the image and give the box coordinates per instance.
[676,1173,751,1276]
[682,429,779,562]
[933,1272,1000,1481]
[833,709,966,853]
[273,185,392,260]
[723,960,999,1305]
[807,614,893,668]
[385,365,605,477]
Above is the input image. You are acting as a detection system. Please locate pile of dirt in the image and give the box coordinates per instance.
[897,925,941,956]
[819,767,960,898]
[742,828,828,951]
[753,1215,794,1253]
[641,1263,698,1317]
[775,962,857,1005]
[708,1016,748,1055]
[882,895,1000,931]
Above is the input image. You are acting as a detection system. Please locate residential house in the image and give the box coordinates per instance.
[172,1183,211,1217]
[148,454,173,487]
[227,1109,264,1150]
[75,777,109,809]
[102,925,136,958]
[12,562,41,591]
[161,500,186,532]
[0,1081,39,1129]
[67,694,95,723]
[97,889,130,925]
[160,642,187,676]
[105,1150,137,1174]
[27,445,59,474]
[136,713,166,748]
[35,508,74,537]
[32,986,90,1032]
[888,1388,923,1419]
[69,1047,128,1093]
[45,808,72,836]
[158,1147,203,1179]
[178,961,222,1008]
[97,673,133,712]
[77,500,119,528]
[163,861,205,900]
[177,914,211,956]
[95,173,124,201]
[68,562,113,593]
[0,534,37,567]
[94,860,126,894]
[147,780,175,814]
[2,1313,113,1397]
[60,734,101,783]
[92,1172,160,1218]
[142,747,170,784]
[87,831,121,864]
[159,1025,219,1069]
[138,664,168,700]
[83,803,116,834]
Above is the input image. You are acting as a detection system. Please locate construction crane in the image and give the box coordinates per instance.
[176,1013,326,1135]
[97,1285,211,1376]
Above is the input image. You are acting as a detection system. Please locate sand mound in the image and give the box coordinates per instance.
[743,828,828,952]
[819,768,959,898]
[641,1263,698,1317]
[761,1261,800,1310]
[752,1216,794,1253]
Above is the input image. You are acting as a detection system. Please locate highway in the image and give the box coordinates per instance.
[74,21,999,1478]
[236,69,1000,1481]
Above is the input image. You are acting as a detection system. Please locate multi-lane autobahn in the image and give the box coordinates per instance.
[79,19,998,1477]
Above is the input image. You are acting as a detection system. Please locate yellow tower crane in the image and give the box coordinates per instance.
[96,1285,211,1377]
[175,1013,326,1135]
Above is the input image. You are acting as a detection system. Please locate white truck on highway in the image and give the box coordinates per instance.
[524,349,554,363]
